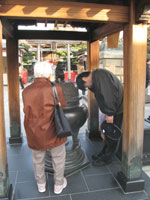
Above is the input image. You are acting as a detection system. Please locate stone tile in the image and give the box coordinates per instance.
[7,155,20,172]
[17,170,35,182]
[142,171,150,198]
[50,196,71,200]
[14,181,50,199]
[48,171,88,196]
[107,161,121,177]
[8,154,33,172]
[7,144,22,157]
[27,195,71,200]
[84,173,119,191]
[142,165,150,172]
[145,171,150,177]
[19,144,32,156]
[8,171,17,191]
[71,188,147,200]
[17,156,33,171]
[81,140,104,162]
[82,163,110,176]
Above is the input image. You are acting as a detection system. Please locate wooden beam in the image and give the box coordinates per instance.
[16,30,90,40]
[91,23,124,42]
[1,18,15,38]
[0,0,129,23]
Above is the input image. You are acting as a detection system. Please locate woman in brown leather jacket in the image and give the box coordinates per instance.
[22,61,67,194]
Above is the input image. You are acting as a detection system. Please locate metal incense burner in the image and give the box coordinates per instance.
[45,81,89,176]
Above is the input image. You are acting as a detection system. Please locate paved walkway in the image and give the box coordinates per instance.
[2,84,150,200]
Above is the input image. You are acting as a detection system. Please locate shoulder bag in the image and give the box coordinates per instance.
[51,82,73,138]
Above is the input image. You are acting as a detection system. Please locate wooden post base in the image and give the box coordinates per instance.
[9,137,22,144]
[117,171,145,193]
[0,184,13,200]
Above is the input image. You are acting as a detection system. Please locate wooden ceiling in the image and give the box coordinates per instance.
[0,0,150,42]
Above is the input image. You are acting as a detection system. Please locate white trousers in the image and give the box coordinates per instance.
[32,143,66,186]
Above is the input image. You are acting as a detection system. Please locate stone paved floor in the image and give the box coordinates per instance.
[5,135,150,200]
[2,84,150,200]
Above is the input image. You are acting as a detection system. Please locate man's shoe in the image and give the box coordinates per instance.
[92,152,104,161]
[92,159,106,166]
[54,178,67,194]
[92,156,112,166]
[37,183,46,193]
[103,157,112,165]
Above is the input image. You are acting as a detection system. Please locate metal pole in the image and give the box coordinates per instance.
[67,43,71,80]
[37,43,40,62]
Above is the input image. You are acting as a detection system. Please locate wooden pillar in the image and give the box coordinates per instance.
[0,21,13,199]
[86,40,100,139]
[117,1,147,192]
[6,38,22,144]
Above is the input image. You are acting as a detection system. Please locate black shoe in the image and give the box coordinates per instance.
[92,155,112,167]
[92,152,104,161]
[103,157,112,165]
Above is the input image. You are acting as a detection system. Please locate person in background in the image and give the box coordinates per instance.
[55,62,65,82]
[77,58,86,95]
[22,61,67,194]
[19,63,24,89]
[77,58,85,75]
[76,69,123,166]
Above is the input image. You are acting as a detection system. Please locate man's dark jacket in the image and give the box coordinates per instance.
[89,69,123,116]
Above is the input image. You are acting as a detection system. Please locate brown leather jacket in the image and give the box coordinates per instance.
[22,78,67,150]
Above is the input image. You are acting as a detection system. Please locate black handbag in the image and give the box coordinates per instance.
[101,121,122,141]
[51,83,73,138]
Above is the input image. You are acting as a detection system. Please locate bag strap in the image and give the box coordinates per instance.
[51,82,61,106]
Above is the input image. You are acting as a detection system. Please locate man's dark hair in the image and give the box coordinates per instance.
[76,71,90,91]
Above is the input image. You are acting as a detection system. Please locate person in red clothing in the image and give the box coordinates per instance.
[146,59,150,122]
[19,63,24,89]
[22,61,67,194]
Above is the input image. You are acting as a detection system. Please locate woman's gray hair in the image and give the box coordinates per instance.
[34,61,52,78]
